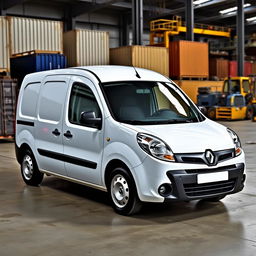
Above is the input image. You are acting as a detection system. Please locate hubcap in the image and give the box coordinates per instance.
[111,174,129,208]
[22,155,34,180]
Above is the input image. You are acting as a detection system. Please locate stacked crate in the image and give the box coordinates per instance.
[0,78,17,138]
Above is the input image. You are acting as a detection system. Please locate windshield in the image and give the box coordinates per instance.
[102,81,204,125]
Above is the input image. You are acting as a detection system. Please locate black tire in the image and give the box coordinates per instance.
[207,107,216,120]
[204,195,226,202]
[108,167,142,215]
[20,149,44,186]
[246,105,253,120]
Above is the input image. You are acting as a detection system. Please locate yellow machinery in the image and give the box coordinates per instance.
[198,77,254,120]
[150,16,231,48]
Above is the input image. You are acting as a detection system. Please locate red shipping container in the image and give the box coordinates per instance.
[229,61,252,76]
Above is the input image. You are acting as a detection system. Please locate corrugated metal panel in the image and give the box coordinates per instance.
[209,58,229,80]
[10,53,67,87]
[0,78,17,137]
[64,29,109,66]
[0,17,10,71]
[169,41,209,78]
[228,61,252,77]
[174,80,223,103]
[8,16,63,55]
[110,46,169,76]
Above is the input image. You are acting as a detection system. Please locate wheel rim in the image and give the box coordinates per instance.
[111,174,129,208]
[22,155,34,180]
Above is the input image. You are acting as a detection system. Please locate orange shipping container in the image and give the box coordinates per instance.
[209,58,229,80]
[110,45,169,76]
[169,41,209,79]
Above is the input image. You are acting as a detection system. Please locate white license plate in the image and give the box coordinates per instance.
[197,171,228,184]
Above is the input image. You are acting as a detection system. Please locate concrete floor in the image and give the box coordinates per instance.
[0,120,256,256]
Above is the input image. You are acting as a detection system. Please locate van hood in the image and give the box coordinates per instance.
[122,119,234,153]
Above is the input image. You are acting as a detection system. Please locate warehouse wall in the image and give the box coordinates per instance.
[4,2,150,48]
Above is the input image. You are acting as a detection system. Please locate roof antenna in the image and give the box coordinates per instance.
[133,66,141,79]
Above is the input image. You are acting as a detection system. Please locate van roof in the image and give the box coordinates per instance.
[23,65,170,84]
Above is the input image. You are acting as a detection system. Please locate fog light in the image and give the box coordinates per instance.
[158,183,173,197]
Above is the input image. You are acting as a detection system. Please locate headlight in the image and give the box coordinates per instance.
[227,128,242,156]
[137,133,175,162]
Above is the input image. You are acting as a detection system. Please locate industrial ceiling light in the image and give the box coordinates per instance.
[219,3,251,15]
[246,16,256,22]
[193,0,211,5]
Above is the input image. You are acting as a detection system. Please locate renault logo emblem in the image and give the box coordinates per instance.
[205,150,215,165]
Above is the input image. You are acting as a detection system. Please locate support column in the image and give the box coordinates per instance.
[237,0,244,76]
[119,13,130,46]
[185,0,194,41]
[64,7,76,31]
[132,0,143,45]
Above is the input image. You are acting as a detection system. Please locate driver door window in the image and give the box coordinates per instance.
[68,83,101,126]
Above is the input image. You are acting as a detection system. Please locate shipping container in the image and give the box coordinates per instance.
[0,78,17,138]
[209,58,229,80]
[252,62,256,74]
[10,53,67,87]
[0,16,63,72]
[174,80,223,103]
[229,61,253,77]
[8,16,63,55]
[169,41,209,79]
[0,16,10,72]
[110,45,169,76]
[64,29,109,66]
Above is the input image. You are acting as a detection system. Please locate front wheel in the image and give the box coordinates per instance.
[108,167,142,215]
[21,149,44,186]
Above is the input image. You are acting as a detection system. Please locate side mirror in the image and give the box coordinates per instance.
[198,106,207,116]
[80,111,102,129]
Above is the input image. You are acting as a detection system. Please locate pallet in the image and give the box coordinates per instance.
[11,50,62,58]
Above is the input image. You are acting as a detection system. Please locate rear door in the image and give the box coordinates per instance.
[62,76,104,185]
[35,75,70,176]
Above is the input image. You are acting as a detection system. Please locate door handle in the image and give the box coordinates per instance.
[52,128,61,136]
[64,130,73,138]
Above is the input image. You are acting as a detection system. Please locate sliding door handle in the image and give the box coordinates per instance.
[64,130,73,138]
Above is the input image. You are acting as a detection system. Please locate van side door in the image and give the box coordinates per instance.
[35,75,70,176]
[62,76,104,185]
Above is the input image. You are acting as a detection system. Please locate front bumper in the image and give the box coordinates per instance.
[132,152,246,203]
[164,163,245,202]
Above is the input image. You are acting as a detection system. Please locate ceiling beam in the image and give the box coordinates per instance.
[71,0,120,17]
[3,0,27,10]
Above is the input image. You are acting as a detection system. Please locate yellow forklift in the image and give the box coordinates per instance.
[198,77,255,120]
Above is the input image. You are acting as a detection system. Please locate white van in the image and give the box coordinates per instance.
[15,66,246,215]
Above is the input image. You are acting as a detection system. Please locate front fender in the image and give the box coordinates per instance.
[101,141,147,185]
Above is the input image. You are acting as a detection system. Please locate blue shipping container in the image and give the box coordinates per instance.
[10,53,67,87]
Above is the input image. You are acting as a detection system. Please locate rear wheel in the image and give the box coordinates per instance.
[246,105,253,120]
[21,149,44,186]
[108,167,142,215]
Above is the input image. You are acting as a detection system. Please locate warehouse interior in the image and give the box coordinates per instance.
[1,0,256,255]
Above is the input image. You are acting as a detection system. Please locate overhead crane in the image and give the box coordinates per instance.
[150,16,231,48]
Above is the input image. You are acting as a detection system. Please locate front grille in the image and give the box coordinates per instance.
[183,179,236,198]
[175,148,234,165]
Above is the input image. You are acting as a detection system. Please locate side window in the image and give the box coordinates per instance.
[21,82,40,117]
[39,81,67,122]
[68,83,101,126]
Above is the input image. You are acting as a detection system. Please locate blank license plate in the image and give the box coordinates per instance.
[197,171,228,184]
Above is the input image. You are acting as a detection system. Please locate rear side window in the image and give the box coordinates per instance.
[21,82,40,117]
[39,81,67,122]
[68,83,101,126]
